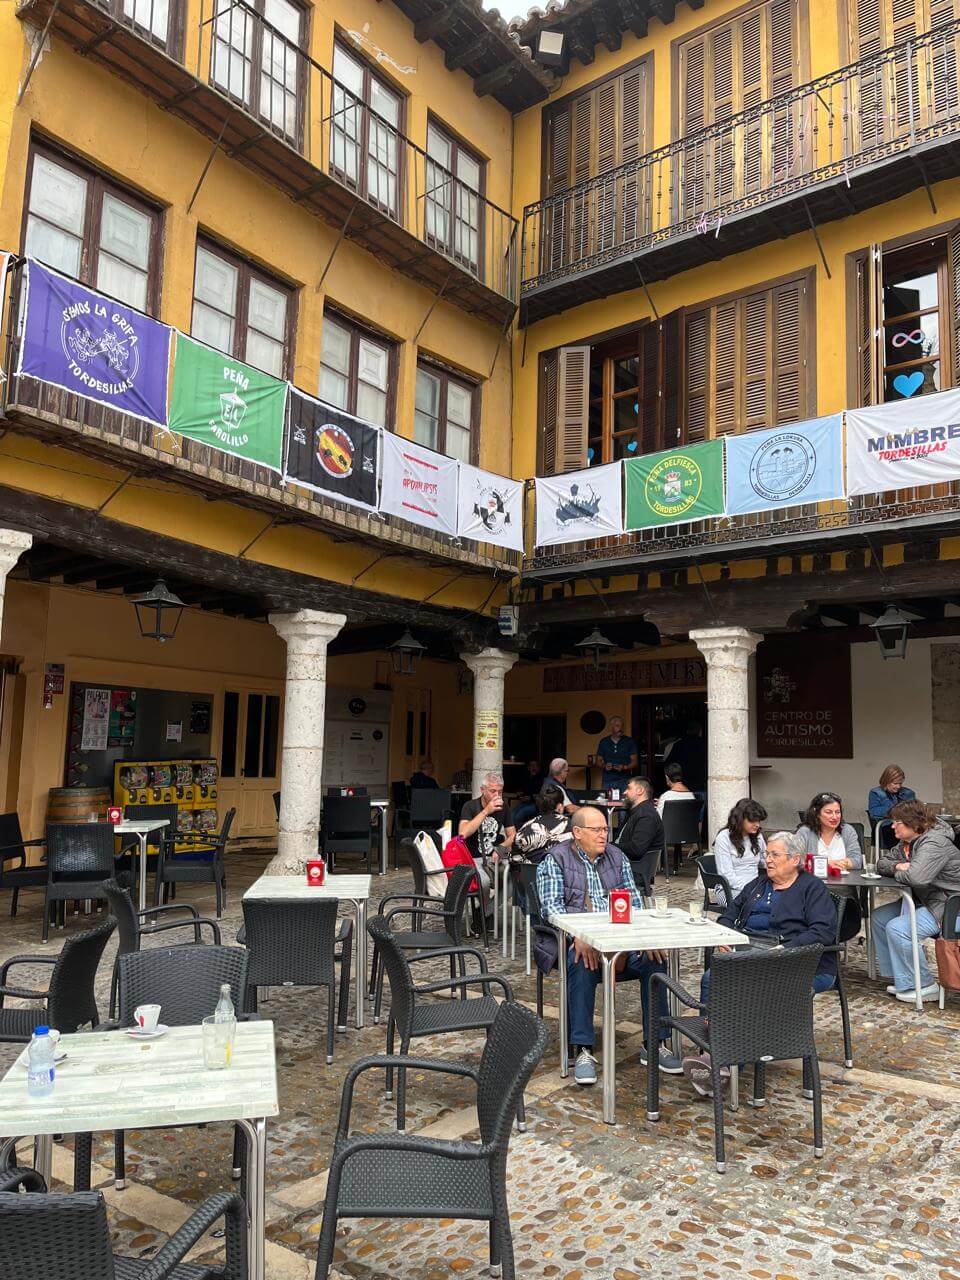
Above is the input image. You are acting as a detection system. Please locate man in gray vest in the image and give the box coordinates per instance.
[535,805,682,1086]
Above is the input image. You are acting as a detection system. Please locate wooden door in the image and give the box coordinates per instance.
[218,688,281,837]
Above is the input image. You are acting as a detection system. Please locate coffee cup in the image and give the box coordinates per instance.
[134,1003,161,1032]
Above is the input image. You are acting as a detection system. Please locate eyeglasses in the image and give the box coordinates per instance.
[576,825,609,834]
[815,793,841,805]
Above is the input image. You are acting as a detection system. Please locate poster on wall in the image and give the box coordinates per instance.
[378,433,459,535]
[624,441,724,529]
[80,687,111,751]
[534,462,623,546]
[456,463,524,552]
[168,332,287,472]
[846,388,960,496]
[755,635,853,759]
[724,415,844,516]
[283,391,380,511]
[475,712,500,750]
[107,689,137,747]
[17,260,172,426]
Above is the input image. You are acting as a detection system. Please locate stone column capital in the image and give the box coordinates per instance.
[460,647,519,681]
[0,529,32,576]
[689,626,762,667]
[268,609,346,651]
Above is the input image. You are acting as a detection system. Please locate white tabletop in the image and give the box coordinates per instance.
[114,819,170,834]
[243,873,372,902]
[549,906,749,952]
[0,1022,278,1137]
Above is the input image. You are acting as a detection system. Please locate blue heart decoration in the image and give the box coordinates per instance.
[894,371,924,398]
[627,440,638,452]
[586,447,595,461]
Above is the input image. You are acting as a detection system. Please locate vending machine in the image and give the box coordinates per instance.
[114,758,219,851]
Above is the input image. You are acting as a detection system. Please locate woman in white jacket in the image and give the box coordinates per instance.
[713,798,768,898]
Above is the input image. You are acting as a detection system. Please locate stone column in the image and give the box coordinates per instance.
[690,626,761,843]
[266,609,346,874]
[461,648,518,795]
[0,530,32,643]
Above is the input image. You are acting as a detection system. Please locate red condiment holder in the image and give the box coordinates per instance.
[609,889,631,924]
[306,858,325,887]
[108,806,122,826]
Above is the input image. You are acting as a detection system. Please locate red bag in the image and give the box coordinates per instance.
[441,835,479,892]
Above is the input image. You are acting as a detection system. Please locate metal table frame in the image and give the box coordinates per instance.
[113,818,169,914]
[834,871,927,1012]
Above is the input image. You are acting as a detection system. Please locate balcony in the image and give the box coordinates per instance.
[520,19,960,324]
[16,0,518,326]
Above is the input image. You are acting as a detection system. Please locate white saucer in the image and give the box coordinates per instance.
[124,1024,169,1039]
[651,910,672,919]
[859,872,883,880]
[686,916,710,925]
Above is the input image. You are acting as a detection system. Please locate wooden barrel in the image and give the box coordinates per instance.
[46,786,111,825]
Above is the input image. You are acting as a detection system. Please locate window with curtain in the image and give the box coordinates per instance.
[211,0,304,143]
[191,240,291,377]
[425,120,484,274]
[319,312,393,426]
[331,42,402,218]
[414,363,476,461]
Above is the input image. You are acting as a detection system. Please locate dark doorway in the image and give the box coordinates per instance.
[631,692,707,794]
[503,713,566,789]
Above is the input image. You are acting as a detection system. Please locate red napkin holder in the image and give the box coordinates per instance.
[609,889,631,924]
[306,859,326,887]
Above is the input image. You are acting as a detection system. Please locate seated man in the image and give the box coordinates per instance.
[410,759,439,791]
[458,771,516,923]
[616,776,663,892]
[546,757,578,816]
[535,805,682,1086]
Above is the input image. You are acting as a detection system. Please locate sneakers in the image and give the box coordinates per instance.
[682,1053,730,1098]
[573,1047,598,1086]
[638,1044,684,1075]
[886,985,898,995]
[894,984,940,1003]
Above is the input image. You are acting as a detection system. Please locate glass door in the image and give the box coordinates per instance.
[219,689,281,836]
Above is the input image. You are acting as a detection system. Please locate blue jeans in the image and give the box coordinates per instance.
[567,945,668,1048]
[872,899,940,991]
[699,959,836,1004]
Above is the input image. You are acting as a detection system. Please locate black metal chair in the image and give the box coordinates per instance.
[395,787,451,863]
[0,1174,247,1280]
[939,892,960,1009]
[874,818,896,851]
[403,835,489,946]
[102,874,221,1017]
[120,803,179,878]
[629,845,662,898]
[0,812,46,917]
[313,1000,546,1280]
[155,807,235,917]
[42,824,118,942]
[695,854,734,914]
[515,864,564,1010]
[321,796,373,873]
[390,780,411,835]
[661,797,702,876]
[0,916,116,1044]
[369,864,474,1023]
[101,944,251,1191]
[240,897,352,1063]
[647,945,825,1172]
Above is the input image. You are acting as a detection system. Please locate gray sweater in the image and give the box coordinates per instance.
[795,823,863,869]
[878,825,960,924]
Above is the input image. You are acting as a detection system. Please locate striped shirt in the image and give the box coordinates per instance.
[536,841,645,919]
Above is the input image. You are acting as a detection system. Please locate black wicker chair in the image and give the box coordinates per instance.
[314,1000,547,1280]
[369,863,474,1023]
[102,875,221,1017]
[120,803,179,878]
[695,854,734,914]
[647,944,825,1173]
[0,812,46,917]
[240,897,352,1063]
[939,892,960,1009]
[403,836,489,946]
[0,1174,247,1280]
[320,796,373,873]
[100,944,251,1192]
[661,797,702,877]
[368,914,518,1131]
[0,916,116,1044]
[155,808,235,916]
[395,788,451,863]
[42,823,118,942]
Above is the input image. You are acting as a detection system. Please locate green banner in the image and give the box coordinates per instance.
[168,333,286,471]
[625,440,724,529]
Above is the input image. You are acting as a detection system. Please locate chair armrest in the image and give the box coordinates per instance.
[0,983,49,1001]
[336,917,353,943]
[0,953,57,986]
[138,903,200,921]
[141,918,222,944]
[0,850,26,869]
[376,892,435,915]
[414,973,513,1000]
[330,1132,486,1180]
[383,905,447,927]
[0,1166,47,1193]
[405,945,488,972]
[649,971,705,1012]
[336,1054,479,1137]
[135,1192,246,1280]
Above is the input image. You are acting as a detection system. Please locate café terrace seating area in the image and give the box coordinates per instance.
[0,839,959,1280]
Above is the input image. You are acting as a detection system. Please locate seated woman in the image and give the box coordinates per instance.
[712,798,768,898]
[656,763,693,812]
[875,800,960,1002]
[868,765,916,823]
[796,792,863,870]
[513,784,572,863]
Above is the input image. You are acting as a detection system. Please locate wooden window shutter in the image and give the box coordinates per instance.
[638,322,661,455]
[949,226,960,389]
[772,278,805,422]
[544,102,572,195]
[770,0,798,177]
[595,80,618,249]
[685,310,709,443]
[539,350,559,474]
[541,346,590,474]
[743,289,772,428]
[740,10,764,194]
[660,311,684,448]
[853,245,882,406]
[620,65,645,243]
[713,300,738,435]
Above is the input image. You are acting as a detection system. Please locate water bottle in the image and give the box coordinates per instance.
[27,1026,56,1098]
[214,983,235,1026]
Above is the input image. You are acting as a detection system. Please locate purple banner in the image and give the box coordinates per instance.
[17,260,171,426]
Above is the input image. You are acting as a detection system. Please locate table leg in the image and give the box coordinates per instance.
[379,808,388,876]
[899,890,924,1013]
[236,1117,267,1280]
[492,861,499,943]
[355,900,367,1030]
[601,953,618,1125]
[558,938,569,1079]
[138,833,149,914]
[865,887,876,981]
[668,950,682,1060]
[34,1134,53,1186]
[501,861,510,960]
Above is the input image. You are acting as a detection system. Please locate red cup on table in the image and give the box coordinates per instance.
[306,858,325,887]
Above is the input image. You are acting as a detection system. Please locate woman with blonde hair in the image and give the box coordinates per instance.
[868,765,916,823]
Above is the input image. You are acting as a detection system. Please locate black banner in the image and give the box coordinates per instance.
[284,390,380,511]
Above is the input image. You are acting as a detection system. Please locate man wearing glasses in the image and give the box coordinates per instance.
[535,806,683,1086]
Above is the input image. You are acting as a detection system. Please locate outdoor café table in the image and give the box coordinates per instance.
[831,869,927,1011]
[113,817,169,914]
[242,872,371,1028]
[0,1021,278,1280]
[549,906,749,1124]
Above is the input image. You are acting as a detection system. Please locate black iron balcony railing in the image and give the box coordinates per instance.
[521,18,960,301]
[15,0,519,322]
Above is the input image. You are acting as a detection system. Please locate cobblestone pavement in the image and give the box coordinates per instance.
[1,850,958,1280]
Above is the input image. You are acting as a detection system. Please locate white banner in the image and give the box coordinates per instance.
[534,462,623,547]
[456,463,524,552]
[379,433,459,536]
[846,388,960,496]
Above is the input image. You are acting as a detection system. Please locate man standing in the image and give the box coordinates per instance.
[597,716,638,794]
[616,777,663,893]
[535,806,682,1085]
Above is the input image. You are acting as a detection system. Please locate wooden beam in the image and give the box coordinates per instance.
[649,0,677,24]
[473,62,518,97]
[414,10,458,42]
[445,35,488,72]
[567,18,595,64]
[615,0,648,38]
[592,4,622,51]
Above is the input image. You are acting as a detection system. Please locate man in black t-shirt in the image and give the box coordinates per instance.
[458,771,516,862]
